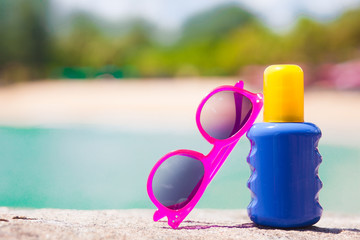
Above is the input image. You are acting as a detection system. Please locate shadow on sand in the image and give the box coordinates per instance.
[161,220,360,234]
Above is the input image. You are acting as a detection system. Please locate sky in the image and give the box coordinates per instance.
[51,0,360,30]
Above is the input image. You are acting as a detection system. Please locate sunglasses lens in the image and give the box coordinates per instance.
[200,91,253,140]
[152,155,204,210]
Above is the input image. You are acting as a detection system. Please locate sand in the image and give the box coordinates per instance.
[0,78,358,146]
[0,208,359,240]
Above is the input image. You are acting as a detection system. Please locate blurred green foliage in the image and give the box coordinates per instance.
[0,1,360,82]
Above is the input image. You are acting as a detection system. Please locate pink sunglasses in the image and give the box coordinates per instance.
[147,81,263,229]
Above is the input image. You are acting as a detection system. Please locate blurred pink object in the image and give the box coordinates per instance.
[317,60,360,89]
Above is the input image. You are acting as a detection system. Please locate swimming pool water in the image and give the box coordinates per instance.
[0,127,358,213]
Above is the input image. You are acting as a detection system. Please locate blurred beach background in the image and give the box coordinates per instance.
[0,0,359,214]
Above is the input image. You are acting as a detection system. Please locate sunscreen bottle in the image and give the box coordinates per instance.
[246,65,322,228]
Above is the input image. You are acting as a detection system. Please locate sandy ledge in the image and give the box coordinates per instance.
[0,208,359,240]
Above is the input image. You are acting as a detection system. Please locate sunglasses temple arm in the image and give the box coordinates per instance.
[208,140,239,181]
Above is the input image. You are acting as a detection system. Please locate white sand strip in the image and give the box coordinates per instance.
[0,79,358,146]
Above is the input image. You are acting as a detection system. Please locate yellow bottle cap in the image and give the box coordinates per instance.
[263,65,304,122]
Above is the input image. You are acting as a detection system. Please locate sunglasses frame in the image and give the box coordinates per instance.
[147,81,263,229]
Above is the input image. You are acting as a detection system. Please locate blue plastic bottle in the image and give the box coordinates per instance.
[246,65,323,228]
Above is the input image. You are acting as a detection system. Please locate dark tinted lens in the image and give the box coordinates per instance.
[200,91,253,140]
[152,155,204,210]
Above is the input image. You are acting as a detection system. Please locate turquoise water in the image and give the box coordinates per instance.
[0,127,359,213]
